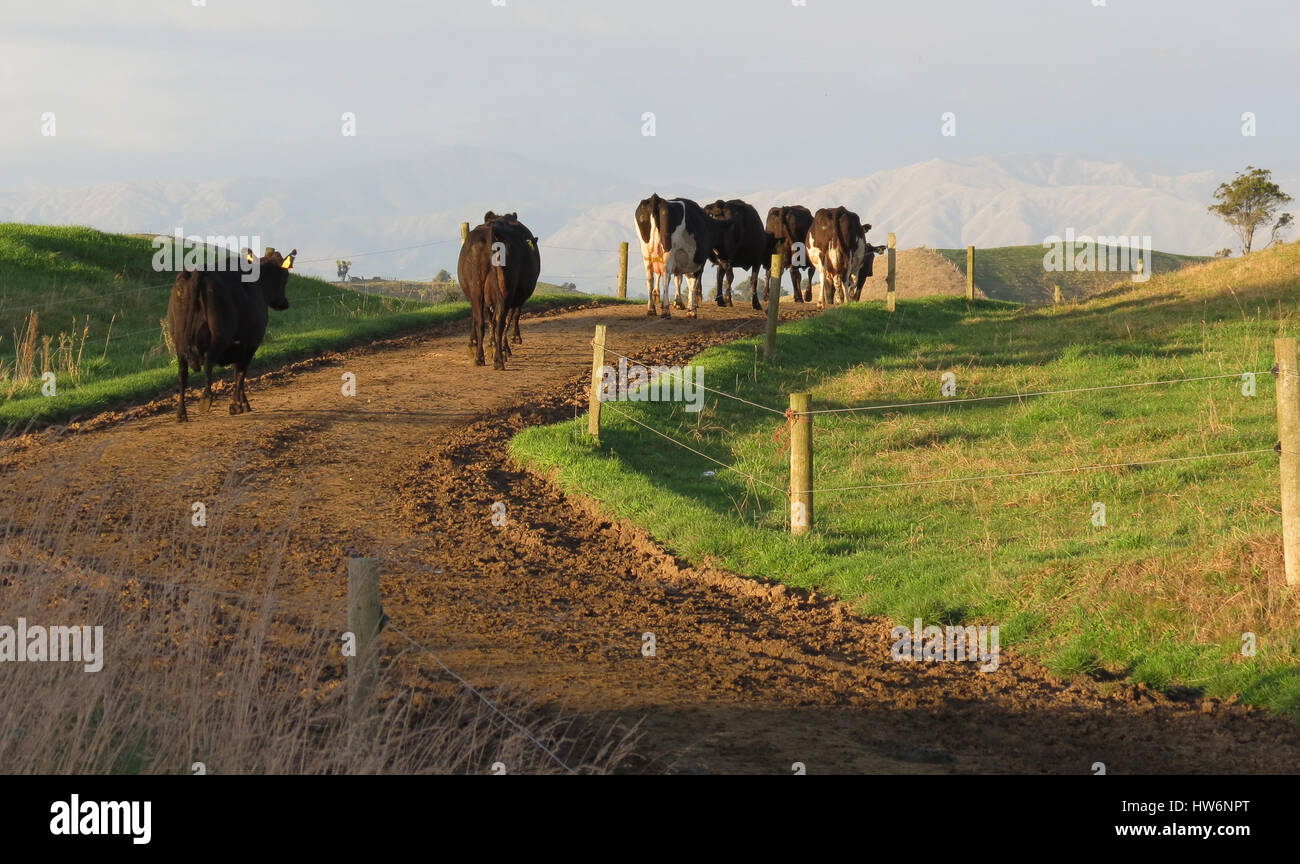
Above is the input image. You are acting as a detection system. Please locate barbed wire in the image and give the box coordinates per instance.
[600,345,787,416]
[387,623,575,774]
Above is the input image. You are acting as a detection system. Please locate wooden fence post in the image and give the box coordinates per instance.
[617,242,629,299]
[1276,338,1300,586]
[885,232,897,312]
[460,222,469,245]
[966,245,975,302]
[589,324,607,440]
[790,392,812,536]
[1054,284,1062,305]
[347,557,386,729]
[765,252,782,360]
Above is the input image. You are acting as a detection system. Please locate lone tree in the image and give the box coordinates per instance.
[1208,166,1293,254]
[336,259,352,282]
[432,268,453,284]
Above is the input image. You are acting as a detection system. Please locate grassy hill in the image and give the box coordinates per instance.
[936,244,1210,304]
[513,242,1300,716]
[0,224,618,427]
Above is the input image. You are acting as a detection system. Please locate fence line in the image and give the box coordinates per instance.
[795,371,1270,416]
[600,402,785,493]
[810,448,1277,495]
[600,345,788,416]
[387,622,575,773]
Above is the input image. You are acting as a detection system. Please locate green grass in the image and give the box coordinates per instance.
[0,224,626,426]
[512,242,1300,716]
[937,243,1209,304]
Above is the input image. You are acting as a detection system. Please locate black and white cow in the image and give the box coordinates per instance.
[634,193,713,318]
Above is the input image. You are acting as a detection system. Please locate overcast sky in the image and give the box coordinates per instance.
[2,0,1297,190]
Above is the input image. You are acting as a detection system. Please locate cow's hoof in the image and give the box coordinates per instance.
[659,310,672,319]
[229,404,240,415]
[176,412,188,424]
[752,302,762,311]
[474,356,485,366]
[686,310,697,318]
[646,307,657,317]
[493,360,505,370]
[511,336,522,345]
[199,396,212,413]
[467,345,478,360]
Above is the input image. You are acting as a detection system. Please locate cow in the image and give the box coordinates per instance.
[483,211,540,352]
[765,205,816,302]
[850,239,888,301]
[458,213,538,368]
[702,199,773,310]
[634,193,712,318]
[168,246,295,423]
[807,207,870,309]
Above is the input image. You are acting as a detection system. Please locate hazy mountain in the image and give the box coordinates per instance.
[0,152,1274,292]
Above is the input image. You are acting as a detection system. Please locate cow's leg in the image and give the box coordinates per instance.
[790,268,802,302]
[229,366,245,415]
[685,272,700,318]
[176,354,189,423]
[816,275,827,311]
[714,264,725,305]
[722,267,733,307]
[469,300,485,365]
[199,355,214,413]
[673,273,685,310]
[491,305,509,370]
[750,266,762,310]
[510,307,523,344]
[660,263,673,318]
[837,275,848,305]
[645,262,657,316]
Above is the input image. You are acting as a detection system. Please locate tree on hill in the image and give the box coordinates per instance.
[1208,166,1293,254]
[433,269,453,284]
[336,259,352,281]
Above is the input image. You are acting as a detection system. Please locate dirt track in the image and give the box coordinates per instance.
[4,300,1300,774]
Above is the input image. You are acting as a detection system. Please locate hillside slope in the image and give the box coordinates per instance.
[514,241,1300,716]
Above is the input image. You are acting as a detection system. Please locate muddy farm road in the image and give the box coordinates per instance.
[4,301,1299,774]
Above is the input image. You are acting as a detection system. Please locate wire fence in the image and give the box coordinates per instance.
[591,348,1277,500]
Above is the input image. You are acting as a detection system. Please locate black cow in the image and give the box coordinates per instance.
[634,193,712,318]
[702,199,773,311]
[483,211,540,352]
[765,206,816,302]
[807,207,869,309]
[168,246,295,423]
[458,214,538,368]
[850,240,888,301]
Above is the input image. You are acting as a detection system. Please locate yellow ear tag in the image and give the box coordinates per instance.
[246,251,255,264]
[281,256,294,270]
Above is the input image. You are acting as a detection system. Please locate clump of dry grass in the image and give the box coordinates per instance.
[857,247,986,300]
[0,449,636,774]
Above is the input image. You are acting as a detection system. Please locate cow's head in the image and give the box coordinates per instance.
[249,247,295,310]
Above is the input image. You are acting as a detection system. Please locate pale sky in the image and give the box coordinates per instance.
[2,0,1297,191]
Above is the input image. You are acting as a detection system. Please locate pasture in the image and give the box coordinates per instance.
[512,241,1300,716]
[0,224,620,426]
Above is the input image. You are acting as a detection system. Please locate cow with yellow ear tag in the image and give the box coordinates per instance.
[167,244,298,422]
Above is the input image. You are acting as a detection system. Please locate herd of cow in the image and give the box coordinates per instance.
[164,197,882,420]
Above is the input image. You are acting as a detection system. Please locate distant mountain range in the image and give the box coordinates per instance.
[0,152,1273,293]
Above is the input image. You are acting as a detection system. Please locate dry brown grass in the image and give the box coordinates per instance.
[0,450,637,774]
[857,247,988,301]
